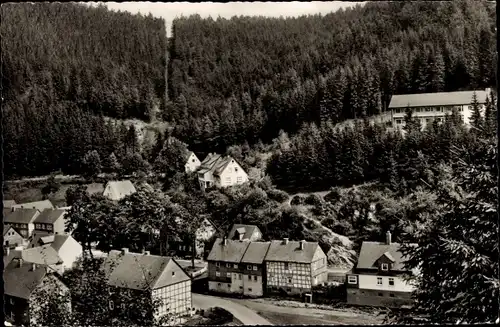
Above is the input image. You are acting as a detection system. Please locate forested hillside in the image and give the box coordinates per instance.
[168,0,496,152]
[2,3,166,177]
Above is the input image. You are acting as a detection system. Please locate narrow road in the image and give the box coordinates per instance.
[192,293,273,325]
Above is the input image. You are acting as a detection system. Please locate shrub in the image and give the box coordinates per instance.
[332,220,353,236]
[305,193,323,206]
[290,195,306,206]
[267,189,290,203]
[324,187,342,203]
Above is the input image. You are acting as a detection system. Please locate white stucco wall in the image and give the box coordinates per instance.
[358,274,415,293]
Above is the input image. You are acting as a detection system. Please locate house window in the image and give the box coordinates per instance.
[426,108,432,112]
[253,265,258,271]
[216,272,221,277]
[378,293,383,297]
[287,288,292,292]
[192,159,195,162]
[218,283,221,286]
[239,286,243,290]
[239,274,242,280]
[235,167,238,172]
[348,276,358,284]
[226,263,231,268]
[237,176,243,183]
[288,278,292,283]
[247,265,252,270]
[425,118,430,123]
[390,293,395,297]
[225,177,231,183]
[377,277,383,285]
[172,272,176,277]
[233,264,238,269]
[248,288,253,292]
[396,119,402,125]
[381,263,389,271]
[389,278,395,286]
[228,284,231,288]
[284,263,289,270]
[216,262,220,267]
[254,275,258,281]
[226,272,231,278]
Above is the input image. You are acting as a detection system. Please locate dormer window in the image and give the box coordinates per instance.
[381,263,389,271]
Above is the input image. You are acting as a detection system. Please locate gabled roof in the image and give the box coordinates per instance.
[389,89,489,108]
[33,208,66,224]
[185,151,199,162]
[241,242,271,264]
[4,225,22,237]
[3,199,17,208]
[227,224,261,241]
[104,180,136,199]
[27,233,75,253]
[4,208,40,224]
[356,241,416,271]
[4,260,50,299]
[207,238,250,263]
[12,200,54,211]
[7,245,62,267]
[264,240,320,263]
[103,250,190,291]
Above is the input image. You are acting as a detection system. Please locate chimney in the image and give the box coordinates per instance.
[223,237,227,246]
[121,248,129,254]
[238,233,244,241]
[299,240,305,250]
[18,258,23,268]
[386,231,392,245]
[31,263,36,271]
[283,238,289,245]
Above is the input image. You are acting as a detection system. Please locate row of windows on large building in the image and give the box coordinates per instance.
[393,106,465,114]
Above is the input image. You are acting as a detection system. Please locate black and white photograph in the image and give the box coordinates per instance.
[1,1,498,326]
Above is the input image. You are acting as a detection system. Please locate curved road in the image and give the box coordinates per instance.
[192,293,272,325]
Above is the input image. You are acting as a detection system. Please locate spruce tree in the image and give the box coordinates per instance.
[469,91,483,131]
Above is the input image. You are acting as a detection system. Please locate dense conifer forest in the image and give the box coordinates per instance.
[1,0,497,178]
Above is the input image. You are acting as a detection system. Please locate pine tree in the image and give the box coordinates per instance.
[483,91,497,138]
[469,91,483,131]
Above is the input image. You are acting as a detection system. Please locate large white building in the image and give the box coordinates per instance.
[197,154,249,191]
[389,88,491,130]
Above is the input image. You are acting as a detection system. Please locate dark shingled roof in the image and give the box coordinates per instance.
[198,154,242,176]
[389,89,489,108]
[207,238,250,263]
[4,208,40,224]
[356,241,416,271]
[241,242,271,264]
[4,260,50,299]
[33,209,66,224]
[12,200,54,211]
[103,250,190,291]
[227,224,261,241]
[264,240,320,263]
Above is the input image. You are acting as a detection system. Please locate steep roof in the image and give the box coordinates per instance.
[207,238,250,263]
[227,224,261,241]
[103,250,189,291]
[4,260,50,299]
[27,233,75,253]
[389,89,489,108]
[198,153,222,174]
[3,199,17,208]
[9,245,62,266]
[264,240,320,263]
[33,208,66,224]
[12,200,54,211]
[104,180,136,199]
[241,242,271,264]
[356,241,416,271]
[4,208,40,224]
[4,225,22,236]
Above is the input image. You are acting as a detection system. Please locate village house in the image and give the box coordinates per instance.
[4,225,24,251]
[32,208,68,235]
[197,154,249,191]
[185,151,201,173]
[239,241,271,297]
[227,224,262,242]
[207,237,251,294]
[170,217,219,259]
[346,231,418,308]
[4,208,41,238]
[26,234,83,272]
[4,258,71,326]
[11,199,55,211]
[265,238,328,296]
[103,249,193,325]
[389,88,491,130]
[5,245,63,274]
[102,180,137,201]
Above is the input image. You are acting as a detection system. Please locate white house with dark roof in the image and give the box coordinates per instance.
[3,225,24,251]
[240,242,271,297]
[103,180,136,201]
[227,224,262,242]
[33,208,68,235]
[4,208,41,238]
[346,231,418,308]
[184,151,201,173]
[264,238,327,296]
[197,154,249,191]
[389,88,491,130]
[103,249,193,325]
